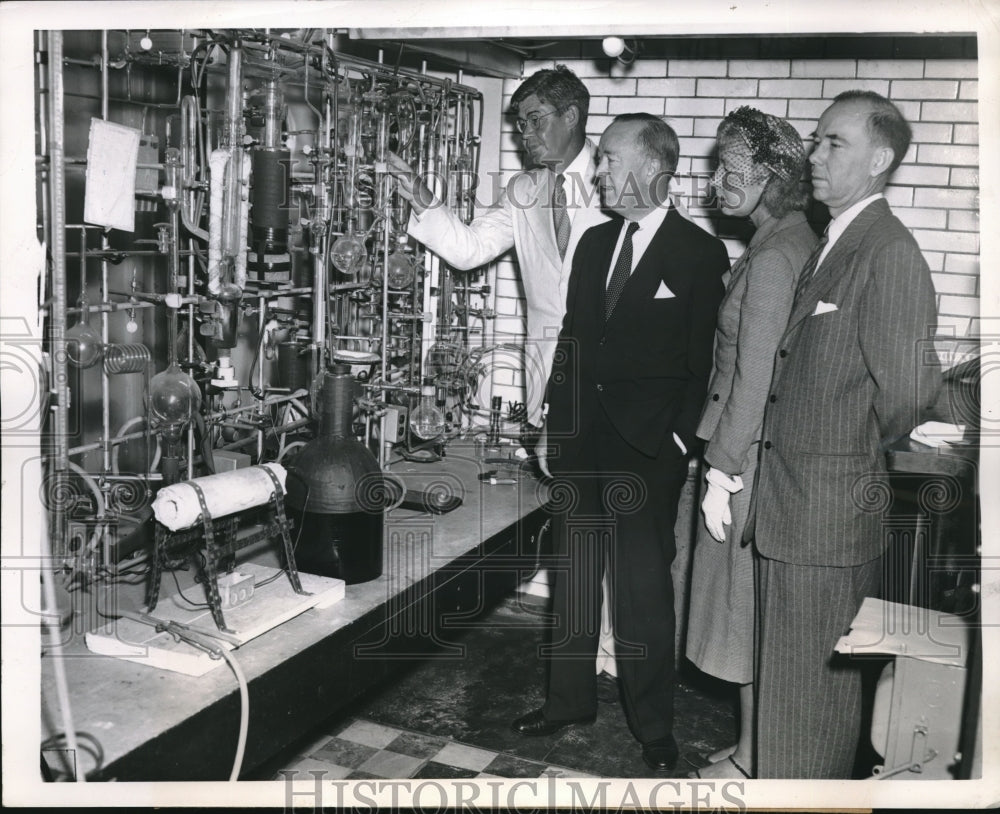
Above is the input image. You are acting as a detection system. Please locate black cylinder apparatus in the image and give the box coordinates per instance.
[285,364,384,584]
[248,147,291,281]
[277,339,311,391]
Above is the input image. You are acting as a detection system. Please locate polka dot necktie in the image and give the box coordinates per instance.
[605,221,640,321]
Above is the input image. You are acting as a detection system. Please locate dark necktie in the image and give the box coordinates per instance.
[794,227,830,300]
[552,173,571,261]
[605,221,640,321]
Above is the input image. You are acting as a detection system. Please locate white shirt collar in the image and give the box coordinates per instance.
[607,201,672,282]
[557,139,598,214]
[561,139,596,183]
[826,193,884,250]
[629,200,671,233]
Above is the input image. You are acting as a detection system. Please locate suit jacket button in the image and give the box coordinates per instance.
[769,394,777,403]
[779,349,788,358]
[596,384,604,392]
[763,440,772,450]
[712,393,720,401]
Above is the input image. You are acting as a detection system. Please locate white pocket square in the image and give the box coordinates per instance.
[654,281,676,299]
[812,300,838,315]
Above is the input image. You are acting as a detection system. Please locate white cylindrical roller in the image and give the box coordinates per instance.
[151,463,287,532]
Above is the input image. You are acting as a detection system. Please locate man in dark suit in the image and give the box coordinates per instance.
[751,91,942,778]
[511,113,729,771]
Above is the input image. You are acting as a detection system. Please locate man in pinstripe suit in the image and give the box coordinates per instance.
[749,91,942,778]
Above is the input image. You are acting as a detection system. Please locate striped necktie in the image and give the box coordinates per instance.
[605,221,640,321]
[552,173,571,261]
[794,227,830,300]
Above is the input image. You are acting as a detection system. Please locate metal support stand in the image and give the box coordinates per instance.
[146,472,308,632]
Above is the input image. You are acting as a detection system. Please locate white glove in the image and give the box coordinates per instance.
[701,467,743,543]
[535,427,552,479]
[701,480,732,542]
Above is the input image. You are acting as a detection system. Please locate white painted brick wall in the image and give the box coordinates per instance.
[924,60,978,78]
[953,124,978,144]
[922,101,978,121]
[668,60,728,77]
[490,55,979,395]
[823,78,891,96]
[950,168,979,187]
[857,60,925,79]
[729,60,791,78]
[891,79,961,99]
[918,144,979,166]
[636,77,697,96]
[910,122,954,143]
[791,59,857,78]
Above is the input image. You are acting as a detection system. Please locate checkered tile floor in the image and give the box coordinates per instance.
[275,718,597,780]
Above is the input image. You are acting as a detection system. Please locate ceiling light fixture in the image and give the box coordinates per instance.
[602,36,637,66]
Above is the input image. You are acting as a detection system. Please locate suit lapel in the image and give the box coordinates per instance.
[562,155,604,267]
[594,221,620,323]
[520,143,606,281]
[784,199,887,332]
[522,170,561,265]
[606,208,679,322]
[563,219,618,334]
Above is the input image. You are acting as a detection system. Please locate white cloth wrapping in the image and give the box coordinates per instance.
[151,463,287,531]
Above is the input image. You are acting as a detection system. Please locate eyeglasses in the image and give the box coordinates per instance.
[514,108,564,133]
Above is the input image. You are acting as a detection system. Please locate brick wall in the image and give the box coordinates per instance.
[489,56,978,404]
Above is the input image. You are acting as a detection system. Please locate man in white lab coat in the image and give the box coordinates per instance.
[388,64,608,438]
[388,64,618,686]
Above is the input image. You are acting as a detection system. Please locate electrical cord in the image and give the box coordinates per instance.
[214,645,249,781]
[40,534,85,782]
[289,473,310,553]
[256,472,310,591]
[169,567,210,610]
[41,730,105,781]
[90,565,249,782]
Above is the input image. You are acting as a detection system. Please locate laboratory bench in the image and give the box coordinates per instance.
[41,455,548,782]
[884,435,979,612]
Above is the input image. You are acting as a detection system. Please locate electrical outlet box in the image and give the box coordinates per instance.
[213,450,252,472]
[218,571,255,610]
[382,405,408,444]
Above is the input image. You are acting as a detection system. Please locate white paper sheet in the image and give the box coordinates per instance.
[84,118,140,232]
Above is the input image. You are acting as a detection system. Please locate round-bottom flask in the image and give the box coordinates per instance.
[286,364,385,584]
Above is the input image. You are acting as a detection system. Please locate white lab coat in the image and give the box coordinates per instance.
[408,140,608,425]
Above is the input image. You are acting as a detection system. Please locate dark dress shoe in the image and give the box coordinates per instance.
[596,671,619,704]
[641,735,680,771]
[511,708,596,737]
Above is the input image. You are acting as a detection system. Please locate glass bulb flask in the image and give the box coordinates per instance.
[331,228,367,276]
[409,384,446,441]
[385,249,415,289]
[148,362,202,442]
[65,298,103,369]
[385,235,415,289]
